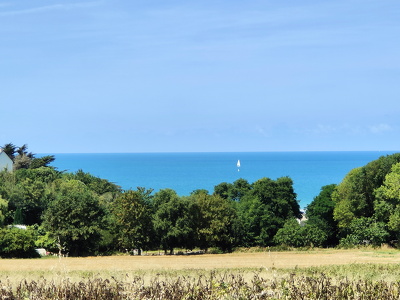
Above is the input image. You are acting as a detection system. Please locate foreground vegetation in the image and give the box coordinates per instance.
[1,142,400,258]
[2,260,400,299]
[2,271,400,299]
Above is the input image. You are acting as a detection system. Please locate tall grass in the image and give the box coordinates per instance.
[2,266,400,299]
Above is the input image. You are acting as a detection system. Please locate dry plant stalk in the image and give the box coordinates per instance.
[1,272,400,299]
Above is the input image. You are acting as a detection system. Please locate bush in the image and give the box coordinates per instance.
[207,247,224,254]
[0,227,40,258]
[274,219,328,248]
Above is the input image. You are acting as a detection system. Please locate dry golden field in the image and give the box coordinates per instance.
[1,248,400,275]
[2,249,400,299]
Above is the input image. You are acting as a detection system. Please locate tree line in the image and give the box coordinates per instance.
[1,143,400,257]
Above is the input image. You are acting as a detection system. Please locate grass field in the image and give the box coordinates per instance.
[1,248,400,281]
[0,248,399,272]
[2,249,400,299]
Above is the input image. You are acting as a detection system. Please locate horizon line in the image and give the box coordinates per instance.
[38,150,400,155]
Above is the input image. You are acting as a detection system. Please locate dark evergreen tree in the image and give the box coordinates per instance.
[306,184,338,246]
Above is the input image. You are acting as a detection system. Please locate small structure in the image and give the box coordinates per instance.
[8,224,27,230]
[297,211,308,226]
[0,148,13,172]
[35,248,47,256]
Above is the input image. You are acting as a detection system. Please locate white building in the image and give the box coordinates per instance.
[0,148,13,172]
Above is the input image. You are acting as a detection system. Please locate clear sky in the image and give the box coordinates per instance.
[1,1,399,153]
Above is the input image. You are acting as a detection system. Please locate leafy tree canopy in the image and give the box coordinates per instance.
[112,190,154,252]
[42,179,106,256]
[152,189,195,254]
[333,153,400,231]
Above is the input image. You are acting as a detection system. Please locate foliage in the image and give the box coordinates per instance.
[338,217,388,247]
[230,178,252,201]
[0,167,60,225]
[1,142,17,160]
[13,154,32,170]
[190,191,237,252]
[42,179,106,256]
[0,195,8,226]
[2,141,400,254]
[306,184,338,245]
[13,208,23,225]
[112,189,154,252]
[8,144,35,170]
[29,155,55,169]
[301,223,328,247]
[63,169,121,195]
[152,189,196,254]
[273,218,303,247]
[273,218,328,247]
[213,182,232,200]
[34,231,58,253]
[333,153,400,231]
[16,166,61,183]
[214,178,252,202]
[238,176,301,246]
[0,227,39,258]
[12,177,53,225]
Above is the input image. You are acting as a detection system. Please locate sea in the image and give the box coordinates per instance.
[45,151,398,209]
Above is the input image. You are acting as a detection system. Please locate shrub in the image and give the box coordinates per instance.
[0,227,40,258]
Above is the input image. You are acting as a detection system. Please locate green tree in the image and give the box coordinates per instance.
[0,167,59,225]
[374,163,400,242]
[213,182,232,200]
[13,154,32,170]
[374,162,400,203]
[0,170,24,224]
[0,195,8,226]
[42,179,106,256]
[301,223,328,247]
[64,169,121,195]
[13,177,52,225]
[13,208,23,225]
[16,167,61,184]
[273,219,328,248]
[112,190,154,254]
[34,226,58,253]
[339,217,388,247]
[229,178,251,201]
[333,168,368,231]
[306,184,338,245]
[238,177,300,246]
[29,155,55,169]
[152,189,195,254]
[190,191,237,252]
[12,144,35,170]
[1,143,17,160]
[273,218,302,247]
[333,153,400,232]
[388,207,400,233]
[0,227,39,258]
[255,177,300,244]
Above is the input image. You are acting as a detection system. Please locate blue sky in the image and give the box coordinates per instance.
[1,0,399,153]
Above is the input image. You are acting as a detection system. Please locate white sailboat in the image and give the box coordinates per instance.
[237,159,241,171]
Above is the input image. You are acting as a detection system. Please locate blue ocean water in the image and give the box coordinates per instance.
[46,151,397,209]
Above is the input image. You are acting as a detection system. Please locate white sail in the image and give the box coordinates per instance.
[237,160,241,168]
